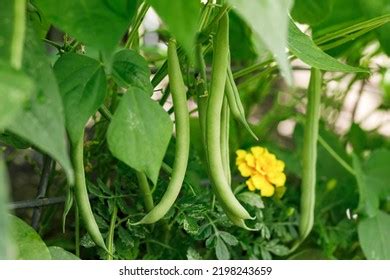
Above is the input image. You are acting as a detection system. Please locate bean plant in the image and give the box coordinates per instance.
[0,0,389,260]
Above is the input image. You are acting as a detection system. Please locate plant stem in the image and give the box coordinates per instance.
[136,171,154,212]
[98,105,113,121]
[11,0,26,70]
[314,14,390,45]
[318,135,356,176]
[31,155,53,230]
[106,205,118,260]
[125,2,150,49]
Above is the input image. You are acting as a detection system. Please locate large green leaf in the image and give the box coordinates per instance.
[54,53,107,144]
[0,157,10,259]
[112,49,152,93]
[291,0,334,26]
[34,0,137,52]
[228,12,257,63]
[0,63,34,129]
[146,0,200,57]
[49,246,79,260]
[359,0,390,55]
[363,149,390,198]
[0,0,13,60]
[10,215,51,260]
[107,87,172,185]
[358,211,390,260]
[353,149,390,217]
[353,154,379,217]
[6,26,74,184]
[229,0,293,84]
[288,20,368,73]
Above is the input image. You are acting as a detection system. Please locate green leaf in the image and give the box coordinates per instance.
[229,0,293,84]
[0,157,10,259]
[34,0,137,52]
[112,49,152,93]
[237,191,264,208]
[291,0,334,26]
[363,149,390,200]
[0,63,34,129]
[353,154,379,217]
[359,0,390,55]
[0,0,14,60]
[0,131,30,149]
[182,216,199,235]
[54,53,107,144]
[215,238,230,260]
[288,20,368,73]
[107,87,172,184]
[353,149,390,217]
[48,246,80,260]
[146,0,200,57]
[219,231,239,246]
[358,211,390,260]
[186,247,202,260]
[10,215,51,260]
[6,26,74,184]
[229,12,257,63]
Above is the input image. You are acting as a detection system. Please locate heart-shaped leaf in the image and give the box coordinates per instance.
[107,87,172,184]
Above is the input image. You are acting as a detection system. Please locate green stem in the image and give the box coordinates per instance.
[318,135,356,176]
[136,171,154,212]
[106,205,117,260]
[11,0,26,70]
[125,2,150,49]
[161,162,172,174]
[233,59,274,79]
[199,1,214,30]
[315,14,390,45]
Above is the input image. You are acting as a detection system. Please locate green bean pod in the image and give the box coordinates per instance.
[299,68,322,240]
[206,13,252,220]
[220,97,231,185]
[195,43,208,148]
[72,133,107,250]
[135,39,190,224]
[225,66,258,140]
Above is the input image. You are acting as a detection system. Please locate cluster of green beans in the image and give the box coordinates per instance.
[135,39,190,225]
[203,13,253,225]
[225,65,258,140]
[299,68,322,241]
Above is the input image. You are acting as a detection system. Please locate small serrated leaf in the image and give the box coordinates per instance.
[219,231,239,246]
[187,247,202,260]
[215,238,230,260]
[238,191,264,208]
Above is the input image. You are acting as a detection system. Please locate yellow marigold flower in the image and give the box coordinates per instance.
[251,174,274,197]
[246,178,256,191]
[267,171,286,187]
[236,146,287,198]
[235,150,247,165]
[238,163,253,177]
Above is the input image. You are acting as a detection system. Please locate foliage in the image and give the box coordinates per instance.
[0,0,389,260]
